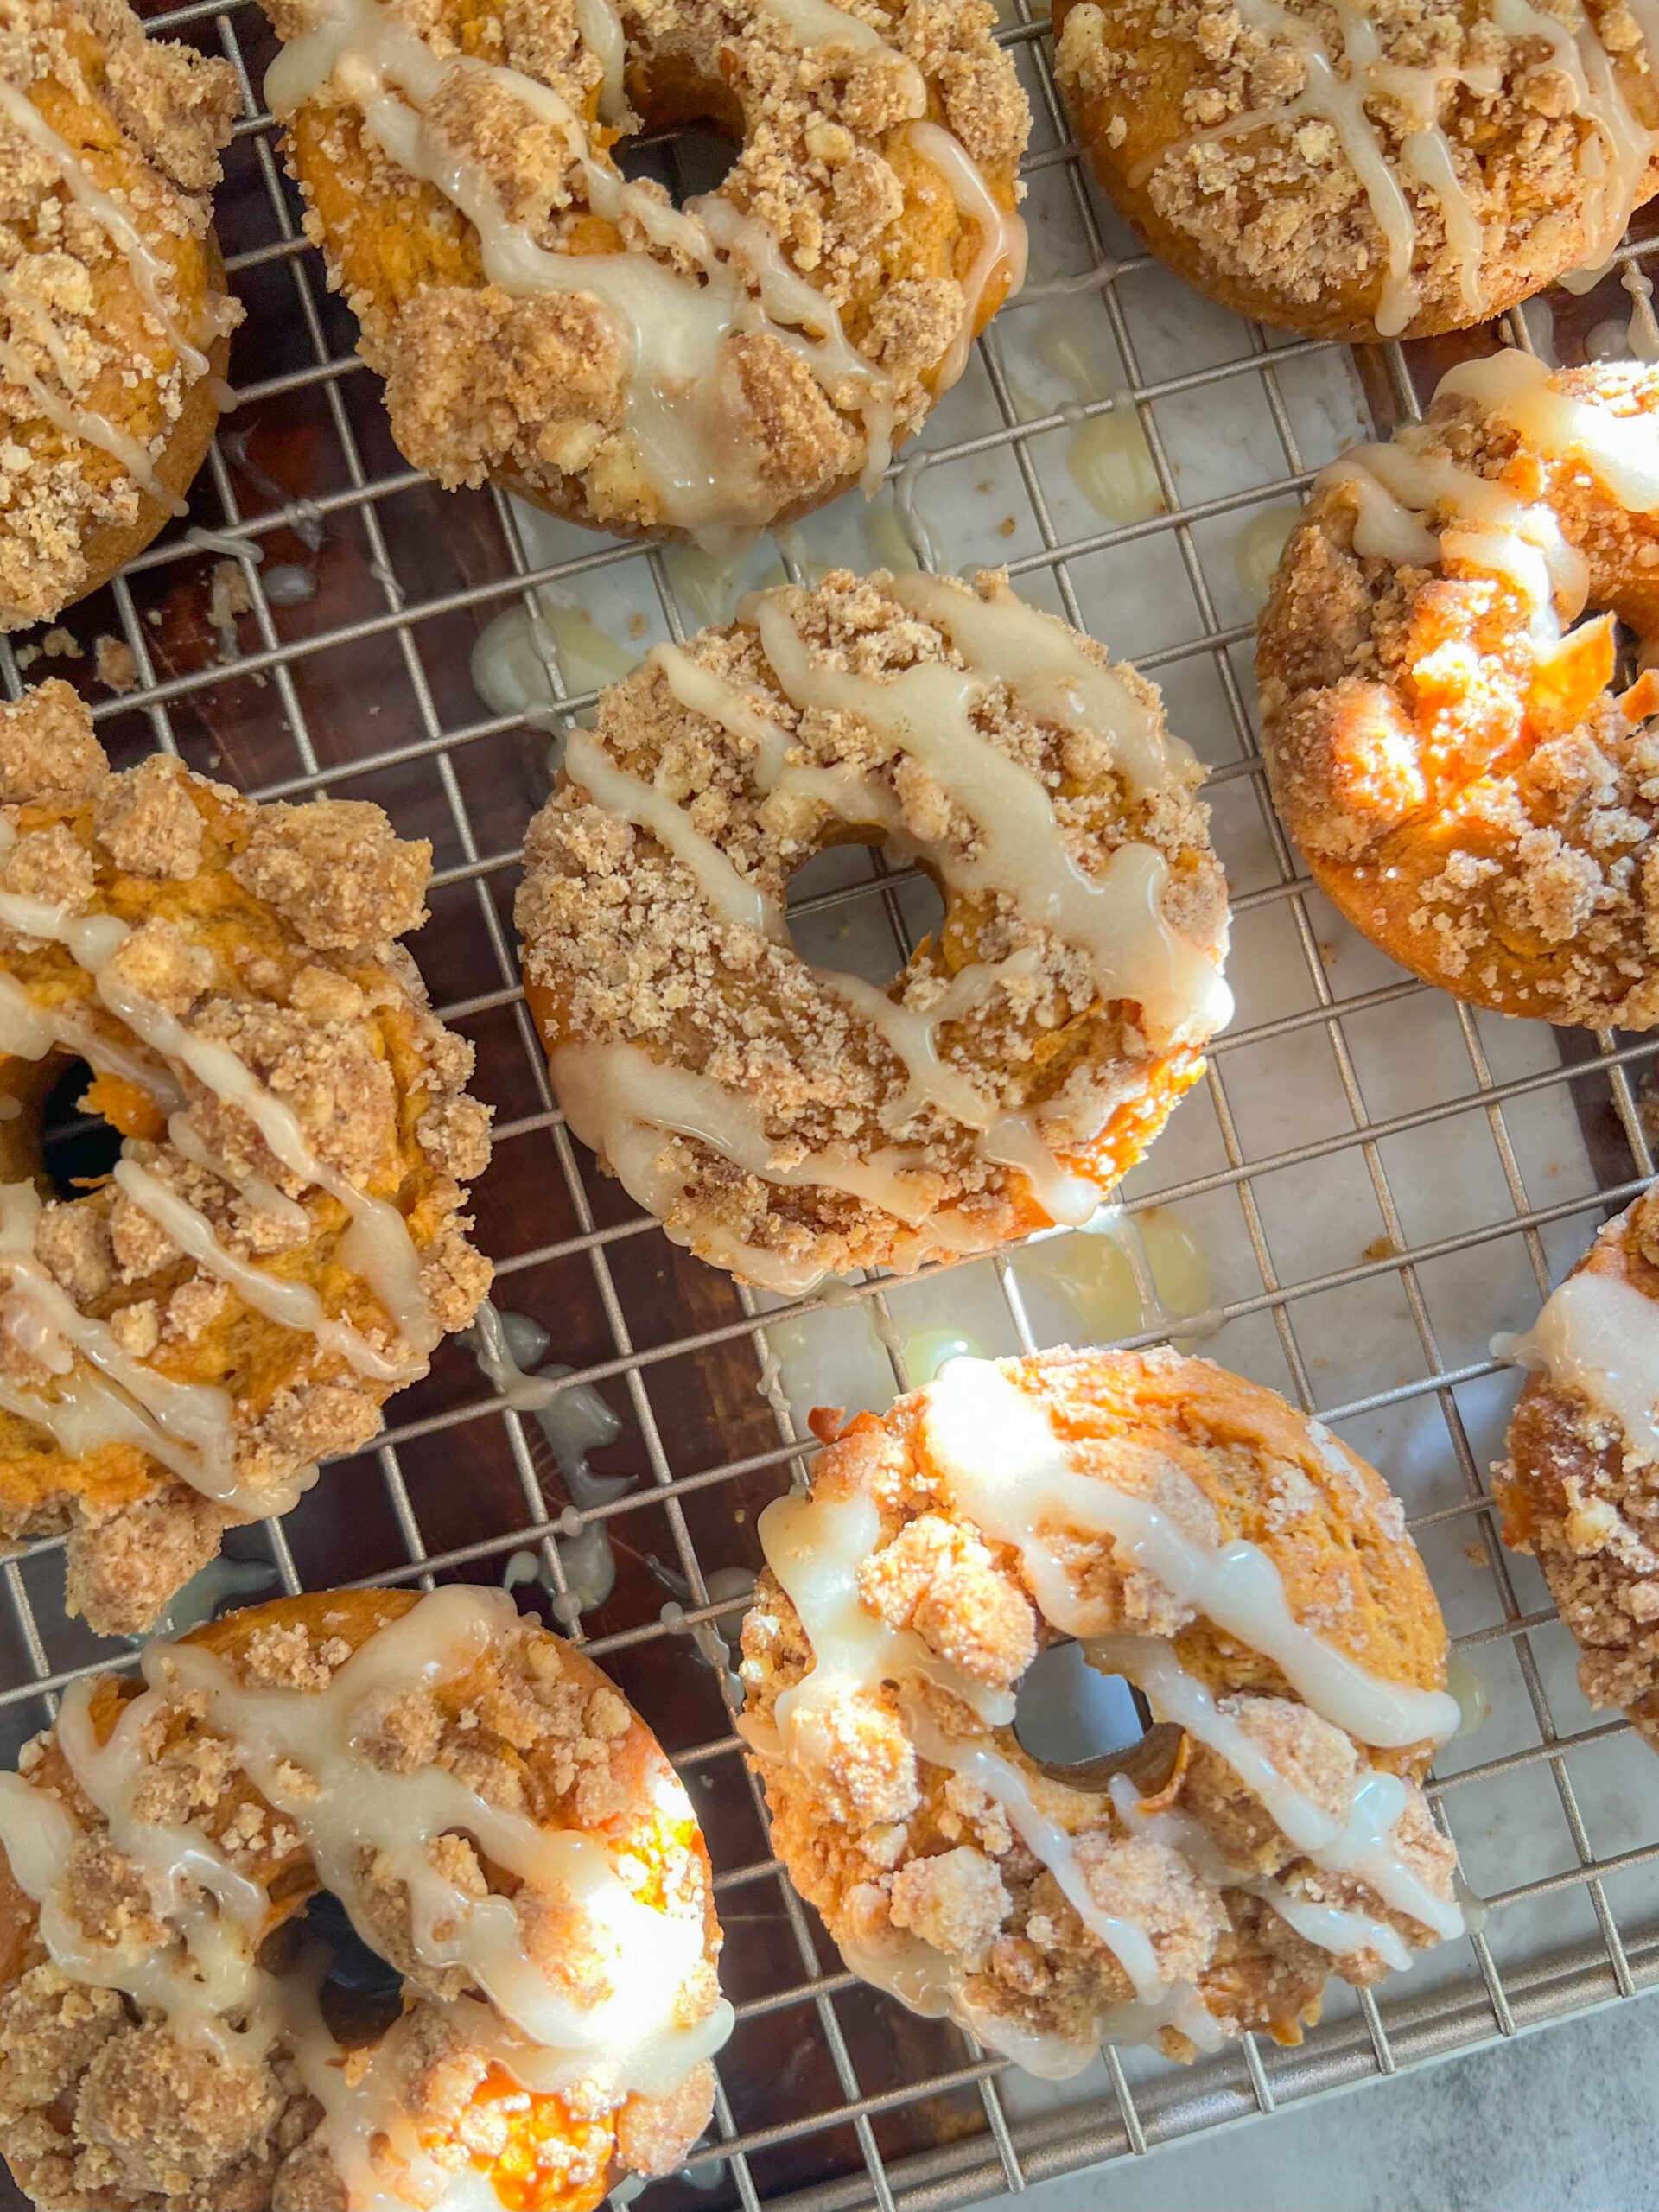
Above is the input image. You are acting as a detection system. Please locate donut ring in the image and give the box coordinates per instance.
[260,0,1029,543]
[0,0,243,629]
[740,1349,1466,2069]
[516,568,1231,1293]
[1052,0,1659,344]
[0,1585,730,2211]
[0,680,492,1637]
[1258,353,1659,1028]
[1497,1185,1659,1748]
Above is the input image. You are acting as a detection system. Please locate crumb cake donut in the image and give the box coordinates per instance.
[1054,0,1659,343]
[1258,351,1659,1028]
[0,1584,730,2211]
[740,1349,1466,2069]
[517,569,1231,1293]
[1496,1185,1659,1745]
[0,680,492,1636]
[259,0,1029,543]
[0,0,243,629]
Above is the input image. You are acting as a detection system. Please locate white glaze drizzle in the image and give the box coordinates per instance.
[0,1179,266,1508]
[758,0,890,50]
[920,1358,1459,1748]
[1091,1636,1462,1942]
[0,871,437,1356]
[572,0,626,124]
[0,270,183,512]
[111,1156,423,1385]
[753,594,1228,1046]
[1502,1265,1659,1467]
[0,79,213,380]
[553,1039,949,1293]
[749,1356,1462,2054]
[563,728,785,941]
[905,120,1027,390]
[0,969,185,1109]
[0,1587,733,2208]
[1104,1771,1414,1972]
[263,0,977,533]
[1309,346,1659,655]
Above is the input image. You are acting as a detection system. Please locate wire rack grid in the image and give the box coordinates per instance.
[1,0,1658,2207]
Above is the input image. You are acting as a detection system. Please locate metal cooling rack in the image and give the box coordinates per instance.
[4,2,1659,2208]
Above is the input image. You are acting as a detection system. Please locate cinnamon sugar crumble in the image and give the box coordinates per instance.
[0,0,241,628]
[1259,362,1659,1028]
[741,1348,1458,2063]
[0,682,493,1637]
[282,0,1027,531]
[1056,0,1652,331]
[518,567,1226,1284]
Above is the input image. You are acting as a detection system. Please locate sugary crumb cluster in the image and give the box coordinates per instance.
[1258,362,1659,1027]
[0,681,493,1633]
[741,1348,1459,2061]
[281,0,1028,531]
[0,1596,721,2210]
[517,568,1227,1283]
[1498,1188,1659,1743]
[1056,0,1656,334]
[0,0,241,625]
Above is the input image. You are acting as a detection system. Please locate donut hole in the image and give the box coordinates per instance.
[299,1888,407,2048]
[783,843,948,985]
[1013,1641,1149,1773]
[39,1058,124,1201]
[619,117,739,208]
[1614,614,1647,693]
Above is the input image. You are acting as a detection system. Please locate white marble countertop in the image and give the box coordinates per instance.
[972,1995,1657,2212]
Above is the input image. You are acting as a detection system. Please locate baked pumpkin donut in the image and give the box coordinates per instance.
[1258,351,1659,1028]
[0,1584,730,2211]
[0,0,243,629]
[1053,0,1659,343]
[259,0,1029,543]
[740,1348,1466,2069]
[0,679,492,1636]
[516,568,1232,1293]
[1496,1185,1659,1747]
